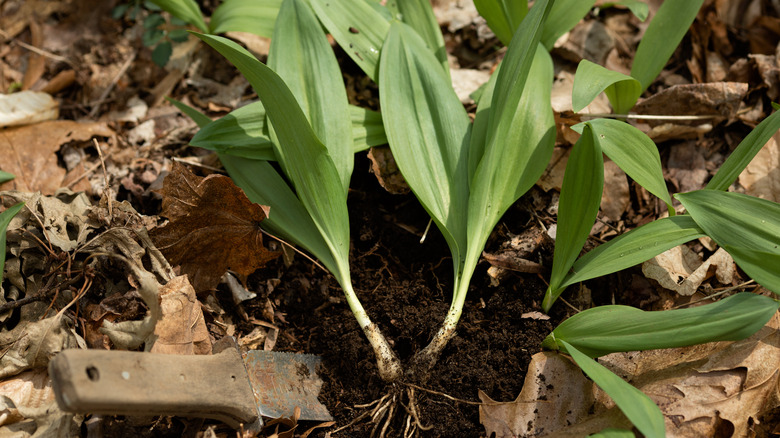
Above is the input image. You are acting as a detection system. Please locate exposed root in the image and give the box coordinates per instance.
[330,386,436,437]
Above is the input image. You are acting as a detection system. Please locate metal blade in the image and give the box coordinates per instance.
[244,350,332,421]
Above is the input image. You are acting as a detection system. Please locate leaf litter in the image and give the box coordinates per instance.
[1,0,780,436]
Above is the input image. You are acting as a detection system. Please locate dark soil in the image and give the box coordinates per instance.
[239,154,566,437]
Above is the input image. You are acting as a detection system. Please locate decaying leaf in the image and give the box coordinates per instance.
[149,275,211,355]
[150,162,280,292]
[0,120,113,194]
[0,91,58,128]
[0,368,79,436]
[738,130,780,202]
[479,352,594,438]
[642,246,735,296]
[0,315,77,379]
[486,314,780,437]
[634,82,748,123]
[600,161,629,221]
[367,146,410,195]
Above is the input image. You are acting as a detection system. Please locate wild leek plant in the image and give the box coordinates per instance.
[538,18,780,435]
[190,0,403,380]
[378,0,556,374]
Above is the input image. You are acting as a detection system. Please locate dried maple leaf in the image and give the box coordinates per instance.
[150,162,279,292]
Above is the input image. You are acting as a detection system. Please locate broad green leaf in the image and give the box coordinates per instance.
[218,154,341,280]
[189,102,382,161]
[396,0,449,75]
[560,215,705,289]
[350,106,387,152]
[466,0,555,296]
[544,124,603,311]
[572,60,641,114]
[562,341,665,438]
[269,0,353,190]
[573,118,672,209]
[379,21,471,278]
[707,109,780,191]
[720,246,780,296]
[541,0,596,49]
[600,0,649,21]
[1,203,24,284]
[195,33,351,282]
[631,0,705,92]
[677,190,780,293]
[191,102,276,160]
[210,0,282,37]
[0,171,15,184]
[147,0,207,32]
[474,0,528,46]
[310,0,389,81]
[544,293,779,358]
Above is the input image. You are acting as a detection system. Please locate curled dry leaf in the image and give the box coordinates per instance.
[479,352,594,438]
[642,246,735,296]
[150,162,280,292]
[149,275,212,355]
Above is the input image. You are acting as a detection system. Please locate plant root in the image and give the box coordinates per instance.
[330,386,435,437]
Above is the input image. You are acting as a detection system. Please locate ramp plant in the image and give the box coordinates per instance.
[190,0,404,380]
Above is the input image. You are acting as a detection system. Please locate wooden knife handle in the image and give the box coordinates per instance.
[49,347,260,430]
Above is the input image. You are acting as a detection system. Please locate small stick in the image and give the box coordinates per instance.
[88,51,136,118]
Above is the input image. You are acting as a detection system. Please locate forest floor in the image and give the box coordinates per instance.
[1,0,779,437]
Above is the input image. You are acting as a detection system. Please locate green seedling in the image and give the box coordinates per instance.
[148,0,281,39]
[191,0,402,380]
[378,0,556,374]
[573,0,704,114]
[113,0,190,66]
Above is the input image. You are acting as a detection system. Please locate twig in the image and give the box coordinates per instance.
[6,35,74,67]
[579,113,718,121]
[88,51,136,118]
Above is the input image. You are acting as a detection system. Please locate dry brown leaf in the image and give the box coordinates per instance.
[367,146,410,194]
[0,120,112,194]
[601,161,629,221]
[479,352,594,438]
[150,162,280,292]
[149,275,212,355]
[634,82,748,123]
[642,246,735,296]
[0,369,54,426]
[738,130,780,202]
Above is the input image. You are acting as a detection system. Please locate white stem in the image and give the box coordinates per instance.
[342,282,402,381]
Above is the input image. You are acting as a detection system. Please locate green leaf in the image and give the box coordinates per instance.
[269,0,353,190]
[573,118,672,209]
[147,0,207,32]
[677,190,780,294]
[466,0,555,297]
[191,102,276,160]
[572,60,641,114]
[0,171,15,184]
[544,293,779,358]
[210,0,282,37]
[310,0,389,81]
[396,0,449,75]
[474,0,528,46]
[589,429,636,438]
[379,21,471,279]
[541,0,596,49]
[545,124,603,311]
[630,0,704,92]
[143,13,166,29]
[707,109,780,191]
[600,0,649,21]
[1,203,24,284]
[189,102,383,160]
[350,106,387,152]
[112,4,130,20]
[194,33,352,283]
[151,41,173,67]
[562,341,665,438]
[218,154,340,278]
[560,215,705,289]
[168,28,190,42]
[143,27,165,47]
